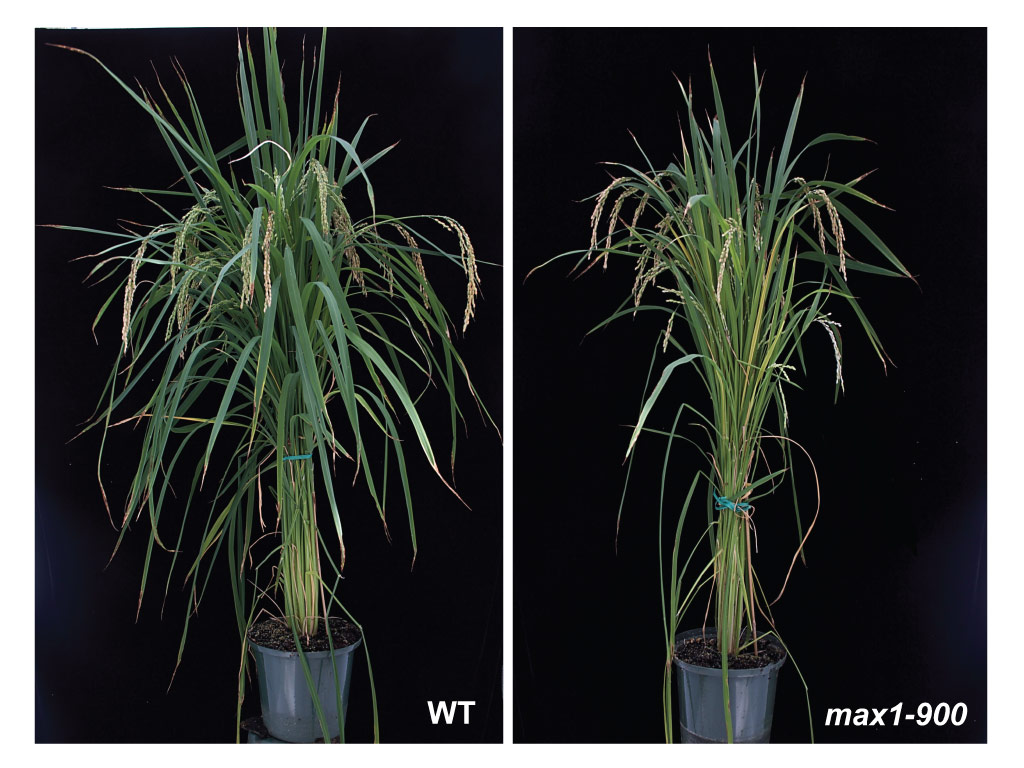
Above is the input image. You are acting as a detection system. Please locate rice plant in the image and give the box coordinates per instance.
[538,55,911,741]
[50,28,494,741]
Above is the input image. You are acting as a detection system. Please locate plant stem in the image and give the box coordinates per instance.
[280,454,320,644]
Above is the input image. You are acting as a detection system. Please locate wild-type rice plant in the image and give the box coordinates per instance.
[51,28,494,741]
[538,55,911,742]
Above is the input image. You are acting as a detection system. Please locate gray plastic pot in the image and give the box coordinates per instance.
[249,634,362,743]
[672,628,786,743]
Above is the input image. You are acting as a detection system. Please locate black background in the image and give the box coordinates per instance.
[35,27,502,743]
[514,28,986,743]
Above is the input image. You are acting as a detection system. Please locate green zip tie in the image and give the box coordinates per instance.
[714,493,752,513]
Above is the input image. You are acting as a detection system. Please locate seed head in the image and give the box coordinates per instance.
[262,210,275,311]
[121,239,145,353]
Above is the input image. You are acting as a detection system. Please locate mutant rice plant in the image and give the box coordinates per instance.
[537,55,911,742]
[51,28,495,742]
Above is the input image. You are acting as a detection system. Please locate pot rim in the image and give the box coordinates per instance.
[248,634,363,660]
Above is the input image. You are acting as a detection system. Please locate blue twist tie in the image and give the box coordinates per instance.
[714,493,752,513]
[282,453,313,461]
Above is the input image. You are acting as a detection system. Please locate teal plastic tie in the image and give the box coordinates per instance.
[282,453,312,461]
[714,493,752,514]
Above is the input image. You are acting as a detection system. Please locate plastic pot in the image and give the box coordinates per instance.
[249,634,362,743]
[672,628,786,743]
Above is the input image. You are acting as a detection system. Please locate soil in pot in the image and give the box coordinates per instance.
[247,616,361,652]
[674,633,785,669]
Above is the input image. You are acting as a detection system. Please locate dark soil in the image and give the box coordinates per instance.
[675,633,785,670]
[247,616,361,653]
